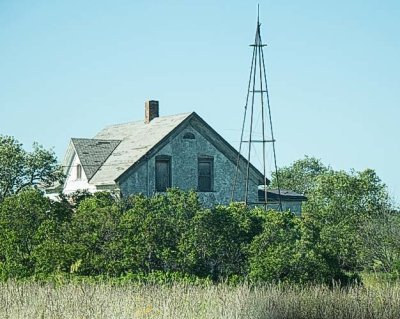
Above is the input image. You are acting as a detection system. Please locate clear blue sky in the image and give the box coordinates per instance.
[1,1,399,204]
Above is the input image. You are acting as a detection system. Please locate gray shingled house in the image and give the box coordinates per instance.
[59,100,306,212]
[60,100,267,206]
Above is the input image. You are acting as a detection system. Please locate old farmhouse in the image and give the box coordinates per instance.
[59,100,306,212]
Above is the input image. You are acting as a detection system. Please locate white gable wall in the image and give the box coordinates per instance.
[63,153,97,195]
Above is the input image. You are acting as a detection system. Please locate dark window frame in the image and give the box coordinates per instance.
[198,156,214,192]
[155,155,172,192]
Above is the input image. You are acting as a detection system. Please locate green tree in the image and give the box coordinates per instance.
[31,220,69,276]
[249,210,347,284]
[272,156,393,273]
[65,192,122,276]
[270,156,330,195]
[118,189,200,275]
[0,189,71,279]
[180,203,262,280]
[360,210,400,273]
[304,169,390,271]
[0,135,63,201]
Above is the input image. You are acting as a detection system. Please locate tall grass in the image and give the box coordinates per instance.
[1,281,400,319]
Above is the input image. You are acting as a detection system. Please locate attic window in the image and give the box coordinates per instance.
[183,132,195,140]
[76,164,82,180]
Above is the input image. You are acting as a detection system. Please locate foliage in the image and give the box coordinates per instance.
[0,135,63,202]
[274,156,394,273]
[118,189,204,275]
[360,210,400,273]
[270,156,330,195]
[0,186,349,284]
[248,210,348,284]
[65,192,122,276]
[304,169,391,272]
[31,218,70,276]
[0,189,71,279]
[0,142,397,284]
[180,203,262,280]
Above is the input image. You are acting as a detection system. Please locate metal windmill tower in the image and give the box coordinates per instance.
[231,8,282,210]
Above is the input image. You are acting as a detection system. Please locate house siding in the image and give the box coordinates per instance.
[63,154,97,195]
[118,124,259,206]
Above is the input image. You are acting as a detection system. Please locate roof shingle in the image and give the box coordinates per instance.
[89,112,192,185]
[71,138,121,181]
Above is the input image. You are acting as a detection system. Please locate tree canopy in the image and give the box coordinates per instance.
[270,156,330,195]
[272,156,395,273]
[0,136,398,284]
[0,135,63,201]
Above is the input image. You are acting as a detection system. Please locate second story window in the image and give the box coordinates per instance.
[198,156,213,192]
[155,156,171,192]
[76,164,82,180]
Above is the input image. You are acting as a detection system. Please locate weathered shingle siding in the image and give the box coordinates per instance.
[118,124,258,206]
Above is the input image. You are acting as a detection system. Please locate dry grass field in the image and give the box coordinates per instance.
[1,281,400,319]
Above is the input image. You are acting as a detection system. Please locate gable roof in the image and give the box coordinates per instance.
[64,112,266,187]
[90,113,192,185]
[71,138,121,181]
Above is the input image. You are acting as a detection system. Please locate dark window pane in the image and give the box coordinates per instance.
[199,162,211,176]
[77,164,82,179]
[198,158,213,192]
[156,159,170,191]
[199,176,211,191]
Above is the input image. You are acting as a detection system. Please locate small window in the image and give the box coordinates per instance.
[183,132,195,140]
[76,164,82,180]
[198,157,213,192]
[155,156,171,192]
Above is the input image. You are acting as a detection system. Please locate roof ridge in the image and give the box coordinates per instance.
[100,112,193,130]
[71,137,122,142]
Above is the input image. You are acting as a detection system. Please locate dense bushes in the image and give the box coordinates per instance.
[0,189,71,279]
[0,155,397,284]
[272,157,398,277]
[0,187,357,284]
[1,137,397,285]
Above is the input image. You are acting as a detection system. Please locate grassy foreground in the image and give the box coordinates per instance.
[1,281,400,319]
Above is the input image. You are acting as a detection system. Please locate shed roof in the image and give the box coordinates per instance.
[258,189,307,202]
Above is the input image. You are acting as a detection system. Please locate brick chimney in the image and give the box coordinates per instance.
[145,100,159,124]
